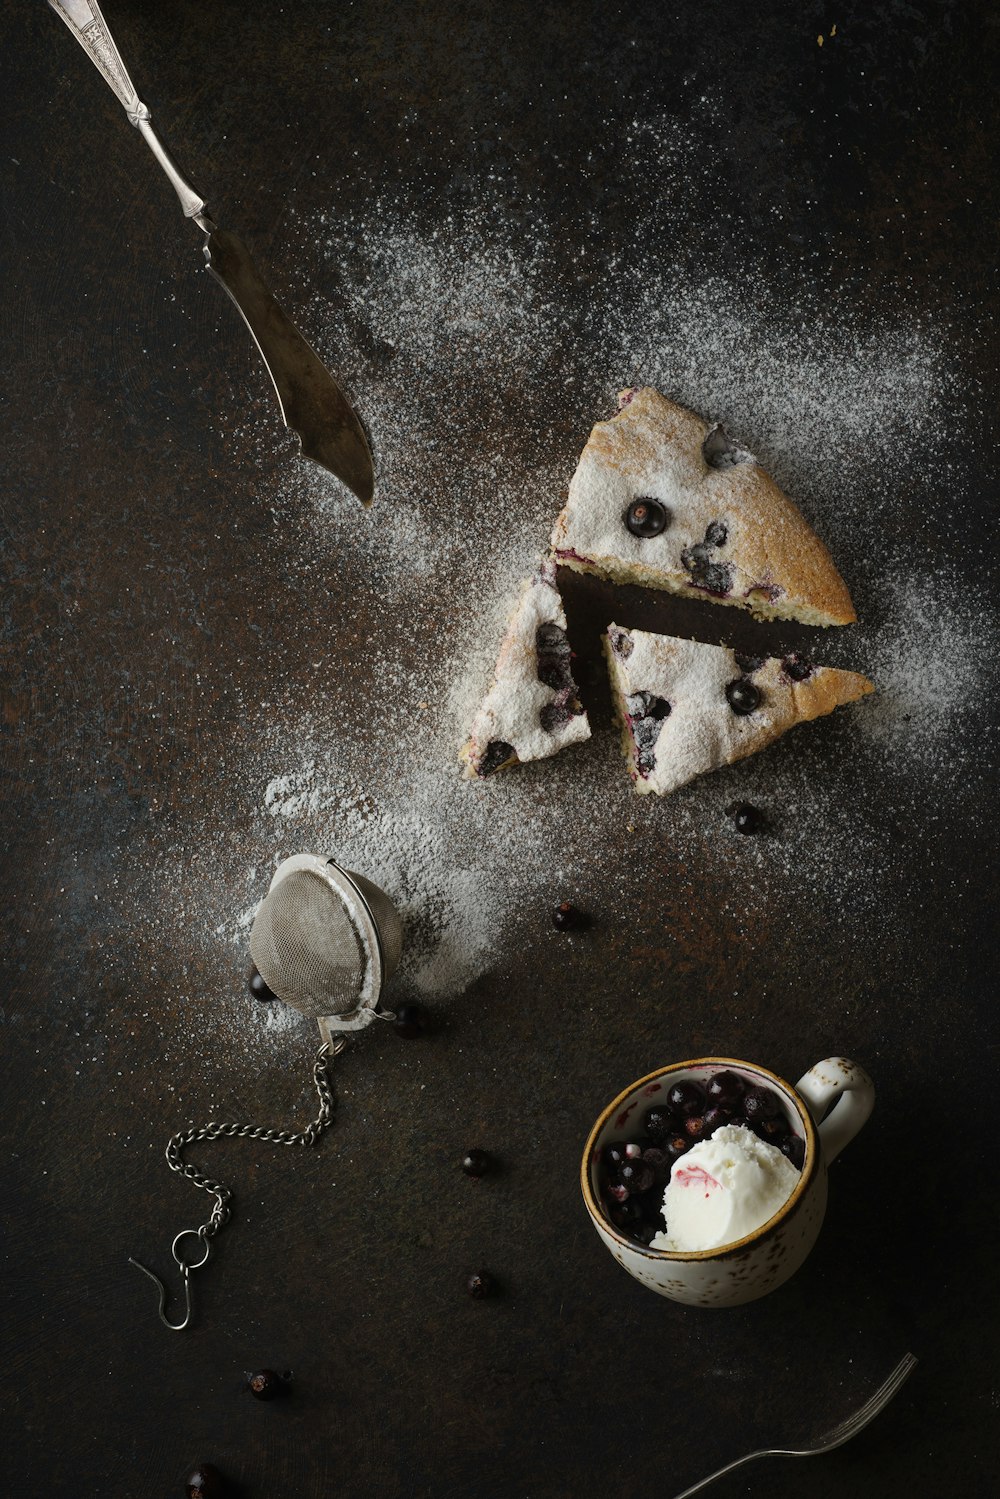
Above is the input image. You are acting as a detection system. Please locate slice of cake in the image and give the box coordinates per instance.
[552,388,856,626]
[604,624,873,796]
[461,561,591,778]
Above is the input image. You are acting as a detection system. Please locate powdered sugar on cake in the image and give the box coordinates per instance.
[460,559,590,777]
[605,626,874,796]
[552,388,856,627]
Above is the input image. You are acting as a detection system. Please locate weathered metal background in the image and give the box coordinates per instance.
[2,2,997,1495]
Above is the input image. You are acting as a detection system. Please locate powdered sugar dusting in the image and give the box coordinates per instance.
[857,558,997,767]
[97,102,996,1060]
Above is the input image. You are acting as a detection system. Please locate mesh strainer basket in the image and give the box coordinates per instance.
[249,854,403,1033]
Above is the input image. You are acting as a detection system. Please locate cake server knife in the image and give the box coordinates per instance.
[47,0,375,505]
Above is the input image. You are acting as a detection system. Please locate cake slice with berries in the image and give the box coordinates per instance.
[604,624,873,796]
[460,561,591,778]
[552,388,856,626]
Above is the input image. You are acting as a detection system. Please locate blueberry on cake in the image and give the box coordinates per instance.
[551,387,856,627]
[604,624,873,796]
[461,562,591,778]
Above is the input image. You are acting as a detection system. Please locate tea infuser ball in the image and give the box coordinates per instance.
[249,855,403,1039]
[129,854,403,1330]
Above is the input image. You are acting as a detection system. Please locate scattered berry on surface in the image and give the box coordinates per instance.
[248,1369,283,1402]
[186,1464,226,1499]
[725,801,764,835]
[248,966,277,1003]
[393,1001,428,1038]
[552,901,589,932]
[467,1271,495,1299]
[461,1149,492,1178]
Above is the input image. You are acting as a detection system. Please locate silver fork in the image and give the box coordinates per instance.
[671,1352,918,1498]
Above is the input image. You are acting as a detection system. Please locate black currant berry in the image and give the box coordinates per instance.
[467,1271,495,1299]
[620,1160,655,1195]
[624,497,669,537]
[552,901,589,932]
[725,678,761,716]
[780,1135,806,1169]
[643,1105,678,1142]
[782,653,814,682]
[186,1464,227,1499]
[248,1368,284,1402]
[642,1147,671,1182]
[602,1142,628,1171]
[393,1001,428,1038]
[248,966,277,1003]
[479,739,516,776]
[667,1079,706,1117]
[664,1133,692,1162]
[743,1086,782,1123]
[725,801,764,835]
[462,1149,492,1178]
[706,1070,746,1111]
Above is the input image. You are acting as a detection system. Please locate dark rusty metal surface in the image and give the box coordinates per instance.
[2,2,998,1495]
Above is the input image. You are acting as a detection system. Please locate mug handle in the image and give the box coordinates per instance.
[795,1057,875,1163]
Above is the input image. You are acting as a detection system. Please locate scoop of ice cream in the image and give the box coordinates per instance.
[650,1124,800,1253]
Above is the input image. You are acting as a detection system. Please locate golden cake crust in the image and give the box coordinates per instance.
[604,624,874,796]
[552,388,857,627]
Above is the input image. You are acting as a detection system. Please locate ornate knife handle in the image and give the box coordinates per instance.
[48,0,208,220]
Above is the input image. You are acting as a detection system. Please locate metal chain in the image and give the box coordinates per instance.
[164,1040,337,1240]
[130,1039,341,1329]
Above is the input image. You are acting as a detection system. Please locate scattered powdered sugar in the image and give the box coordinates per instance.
[854,556,999,770]
[101,94,997,1056]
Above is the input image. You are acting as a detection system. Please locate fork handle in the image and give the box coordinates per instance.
[48,0,207,218]
[670,1449,768,1498]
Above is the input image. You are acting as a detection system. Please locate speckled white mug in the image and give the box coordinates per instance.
[581,1056,874,1308]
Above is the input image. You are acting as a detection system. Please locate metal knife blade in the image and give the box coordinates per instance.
[201,222,374,506]
[48,0,375,506]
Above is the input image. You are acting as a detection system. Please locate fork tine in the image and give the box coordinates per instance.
[813,1353,918,1452]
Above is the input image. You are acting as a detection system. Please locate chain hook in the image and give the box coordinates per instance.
[129,1228,211,1331]
[128,1256,193,1331]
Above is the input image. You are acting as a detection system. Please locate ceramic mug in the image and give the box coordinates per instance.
[581,1056,874,1308]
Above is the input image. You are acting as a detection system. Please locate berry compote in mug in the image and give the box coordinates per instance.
[581,1056,874,1307]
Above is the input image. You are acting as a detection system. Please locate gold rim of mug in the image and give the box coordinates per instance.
[580,1057,819,1262]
